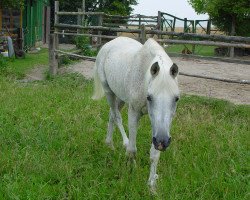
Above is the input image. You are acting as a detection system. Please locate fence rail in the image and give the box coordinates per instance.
[49,0,250,86]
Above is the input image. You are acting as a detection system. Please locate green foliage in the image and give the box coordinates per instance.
[60,0,138,15]
[59,55,72,66]
[188,0,250,36]
[0,0,25,9]
[74,36,98,57]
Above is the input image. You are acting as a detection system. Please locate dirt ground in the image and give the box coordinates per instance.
[58,57,250,105]
[26,56,250,105]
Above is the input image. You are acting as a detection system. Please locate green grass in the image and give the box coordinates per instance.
[0,73,249,199]
[0,49,249,199]
[166,44,216,57]
[0,48,48,79]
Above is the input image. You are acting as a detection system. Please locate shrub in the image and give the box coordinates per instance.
[74,36,98,57]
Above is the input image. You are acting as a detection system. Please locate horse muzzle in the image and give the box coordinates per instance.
[152,136,171,151]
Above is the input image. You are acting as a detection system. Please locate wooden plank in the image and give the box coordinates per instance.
[168,52,250,65]
[56,49,96,61]
[54,23,142,33]
[55,11,157,19]
[54,31,117,39]
[146,30,250,43]
[179,72,250,84]
[157,39,250,48]
[103,23,156,28]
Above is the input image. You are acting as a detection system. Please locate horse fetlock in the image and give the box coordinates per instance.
[126,148,137,159]
[123,138,129,147]
[148,174,158,193]
[105,138,115,150]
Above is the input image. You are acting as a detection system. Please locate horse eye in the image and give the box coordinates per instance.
[175,96,179,102]
[147,95,152,102]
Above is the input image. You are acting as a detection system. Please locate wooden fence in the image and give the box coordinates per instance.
[49,1,250,85]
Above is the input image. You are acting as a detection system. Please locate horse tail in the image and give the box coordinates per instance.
[92,65,105,100]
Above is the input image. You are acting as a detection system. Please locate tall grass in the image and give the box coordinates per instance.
[0,73,249,199]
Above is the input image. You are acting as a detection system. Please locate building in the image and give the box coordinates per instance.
[0,0,51,50]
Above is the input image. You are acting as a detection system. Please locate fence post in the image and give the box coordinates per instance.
[82,0,85,25]
[97,14,103,46]
[54,1,59,50]
[172,17,176,31]
[206,19,211,35]
[49,34,58,75]
[157,11,162,39]
[77,8,82,34]
[140,24,146,44]
[157,11,162,30]
[184,18,188,33]
[191,20,196,54]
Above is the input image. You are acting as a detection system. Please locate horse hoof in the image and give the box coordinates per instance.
[126,149,136,159]
[150,186,157,195]
[148,174,158,194]
[105,140,115,150]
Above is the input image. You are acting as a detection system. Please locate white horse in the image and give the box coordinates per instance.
[92,37,180,191]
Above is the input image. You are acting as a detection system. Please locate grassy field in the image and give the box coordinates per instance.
[0,50,249,199]
[166,44,216,57]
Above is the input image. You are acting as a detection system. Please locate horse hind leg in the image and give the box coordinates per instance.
[105,99,125,149]
[105,93,128,148]
[105,110,115,149]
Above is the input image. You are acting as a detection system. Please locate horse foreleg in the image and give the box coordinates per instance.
[148,144,161,193]
[126,105,141,158]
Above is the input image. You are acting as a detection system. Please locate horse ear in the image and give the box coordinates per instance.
[170,63,178,77]
[150,62,160,77]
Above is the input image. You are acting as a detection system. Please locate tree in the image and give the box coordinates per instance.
[188,0,250,36]
[0,0,24,9]
[60,0,138,16]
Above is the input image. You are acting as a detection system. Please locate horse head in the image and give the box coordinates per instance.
[146,56,180,151]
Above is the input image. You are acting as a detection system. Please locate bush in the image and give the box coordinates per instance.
[74,36,97,57]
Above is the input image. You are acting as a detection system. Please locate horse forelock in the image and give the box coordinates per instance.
[146,55,179,97]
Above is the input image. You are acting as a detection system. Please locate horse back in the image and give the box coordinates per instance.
[96,37,142,102]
